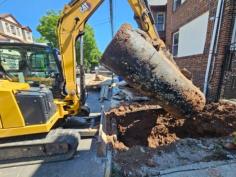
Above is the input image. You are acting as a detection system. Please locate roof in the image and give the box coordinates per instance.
[22,26,32,32]
[0,13,10,18]
[0,13,32,31]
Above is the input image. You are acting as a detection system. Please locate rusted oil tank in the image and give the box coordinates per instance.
[101,24,206,118]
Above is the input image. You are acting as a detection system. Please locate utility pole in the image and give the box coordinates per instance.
[109,0,114,37]
[109,0,115,84]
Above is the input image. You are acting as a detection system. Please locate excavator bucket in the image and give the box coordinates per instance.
[101,24,206,118]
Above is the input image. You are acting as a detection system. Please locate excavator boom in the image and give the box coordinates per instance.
[57,0,166,112]
[58,0,205,117]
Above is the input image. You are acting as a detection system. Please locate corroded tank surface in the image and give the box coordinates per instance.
[101,24,206,118]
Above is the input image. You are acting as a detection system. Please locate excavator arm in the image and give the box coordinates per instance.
[128,0,165,49]
[58,0,103,113]
[57,0,165,110]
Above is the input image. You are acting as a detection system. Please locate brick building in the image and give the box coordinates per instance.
[149,0,236,101]
[149,0,167,42]
[0,14,33,43]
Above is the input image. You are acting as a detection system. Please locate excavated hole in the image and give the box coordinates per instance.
[107,102,236,148]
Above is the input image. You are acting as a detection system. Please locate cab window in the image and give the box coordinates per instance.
[0,45,59,88]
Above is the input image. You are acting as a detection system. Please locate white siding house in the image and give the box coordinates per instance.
[0,14,33,43]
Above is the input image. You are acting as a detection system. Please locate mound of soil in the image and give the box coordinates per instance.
[107,101,236,148]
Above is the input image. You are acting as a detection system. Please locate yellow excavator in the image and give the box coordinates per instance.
[0,0,168,164]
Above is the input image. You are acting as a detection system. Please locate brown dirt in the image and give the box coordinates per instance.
[106,101,236,149]
[86,74,111,88]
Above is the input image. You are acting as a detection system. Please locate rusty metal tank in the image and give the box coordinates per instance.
[101,24,206,118]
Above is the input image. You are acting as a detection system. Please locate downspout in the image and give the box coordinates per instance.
[203,0,224,96]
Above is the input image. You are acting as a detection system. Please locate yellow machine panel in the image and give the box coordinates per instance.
[0,80,30,91]
[0,111,62,138]
[0,80,67,138]
[0,80,29,128]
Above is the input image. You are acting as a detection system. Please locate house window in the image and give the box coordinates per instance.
[5,22,10,33]
[26,31,32,40]
[173,0,183,11]
[17,28,21,37]
[10,25,16,35]
[172,31,179,57]
[22,30,26,40]
[177,11,209,57]
[156,13,165,31]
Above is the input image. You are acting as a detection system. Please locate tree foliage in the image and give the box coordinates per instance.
[37,10,59,48]
[76,25,101,71]
[34,37,48,44]
[37,10,101,70]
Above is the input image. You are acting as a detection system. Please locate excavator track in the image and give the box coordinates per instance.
[0,129,80,168]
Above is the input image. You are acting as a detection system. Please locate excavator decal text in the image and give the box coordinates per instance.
[80,2,91,13]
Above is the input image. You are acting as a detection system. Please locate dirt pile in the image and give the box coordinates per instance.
[106,101,236,148]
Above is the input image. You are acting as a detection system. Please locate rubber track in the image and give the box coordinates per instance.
[0,129,80,168]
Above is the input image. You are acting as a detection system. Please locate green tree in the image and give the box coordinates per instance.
[34,37,48,44]
[37,10,59,48]
[37,10,101,70]
[76,25,101,71]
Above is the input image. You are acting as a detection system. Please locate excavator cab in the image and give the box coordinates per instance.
[0,42,64,98]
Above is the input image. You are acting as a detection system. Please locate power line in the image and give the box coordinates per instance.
[109,0,115,83]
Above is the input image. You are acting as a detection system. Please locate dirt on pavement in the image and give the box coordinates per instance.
[106,101,236,177]
[107,101,236,149]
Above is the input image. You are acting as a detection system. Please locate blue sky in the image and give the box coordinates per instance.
[0,0,137,52]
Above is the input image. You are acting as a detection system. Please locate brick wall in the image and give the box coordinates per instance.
[221,71,236,99]
[165,0,234,101]
[208,0,235,100]
[175,55,208,90]
[150,5,167,42]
